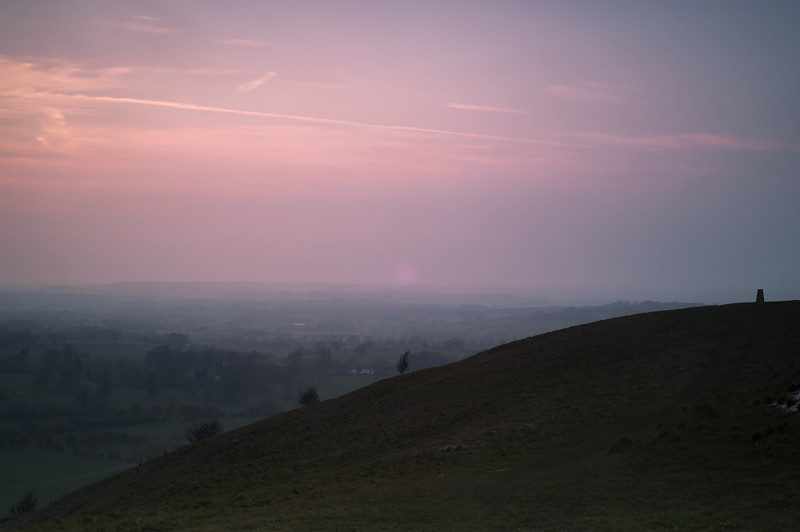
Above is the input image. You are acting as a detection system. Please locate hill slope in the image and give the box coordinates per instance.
[10,302,800,531]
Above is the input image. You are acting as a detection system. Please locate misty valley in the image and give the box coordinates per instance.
[0,284,696,513]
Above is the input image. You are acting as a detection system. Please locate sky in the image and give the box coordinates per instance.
[1,0,799,302]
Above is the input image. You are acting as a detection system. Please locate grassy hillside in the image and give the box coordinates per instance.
[8,301,800,531]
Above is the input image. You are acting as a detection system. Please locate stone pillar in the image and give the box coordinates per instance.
[756,289,765,303]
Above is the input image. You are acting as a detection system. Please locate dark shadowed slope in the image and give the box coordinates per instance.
[10,302,800,531]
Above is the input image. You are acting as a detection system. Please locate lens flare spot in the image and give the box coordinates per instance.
[392,261,418,286]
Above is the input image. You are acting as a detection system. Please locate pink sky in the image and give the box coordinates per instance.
[1,1,798,301]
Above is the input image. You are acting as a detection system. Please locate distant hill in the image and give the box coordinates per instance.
[9,301,800,531]
[8,280,703,307]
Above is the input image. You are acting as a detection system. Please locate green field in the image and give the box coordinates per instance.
[0,370,382,504]
[0,344,384,520]
[0,448,130,514]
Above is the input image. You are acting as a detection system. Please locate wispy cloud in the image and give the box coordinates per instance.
[0,56,131,94]
[286,80,354,90]
[219,38,270,47]
[110,15,177,34]
[576,132,792,151]
[0,55,580,162]
[185,68,244,76]
[444,102,529,114]
[546,82,639,104]
[69,94,579,147]
[33,107,71,149]
[236,72,277,93]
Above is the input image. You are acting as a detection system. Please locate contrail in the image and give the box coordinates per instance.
[72,93,583,148]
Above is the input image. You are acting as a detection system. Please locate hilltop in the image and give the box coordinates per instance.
[9,301,800,531]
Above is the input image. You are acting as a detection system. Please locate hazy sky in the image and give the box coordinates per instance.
[1,1,798,301]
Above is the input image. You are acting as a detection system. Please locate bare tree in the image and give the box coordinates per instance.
[298,385,320,406]
[8,490,38,517]
[185,419,223,443]
[396,351,410,375]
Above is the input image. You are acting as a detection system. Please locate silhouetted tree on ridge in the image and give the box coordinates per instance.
[396,351,410,375]
[298,385,320,406]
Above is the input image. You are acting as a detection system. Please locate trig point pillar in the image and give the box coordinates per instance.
[756,289,765,303]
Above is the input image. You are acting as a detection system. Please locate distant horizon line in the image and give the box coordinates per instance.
[0,279,786,306]
[0,279,619,295]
